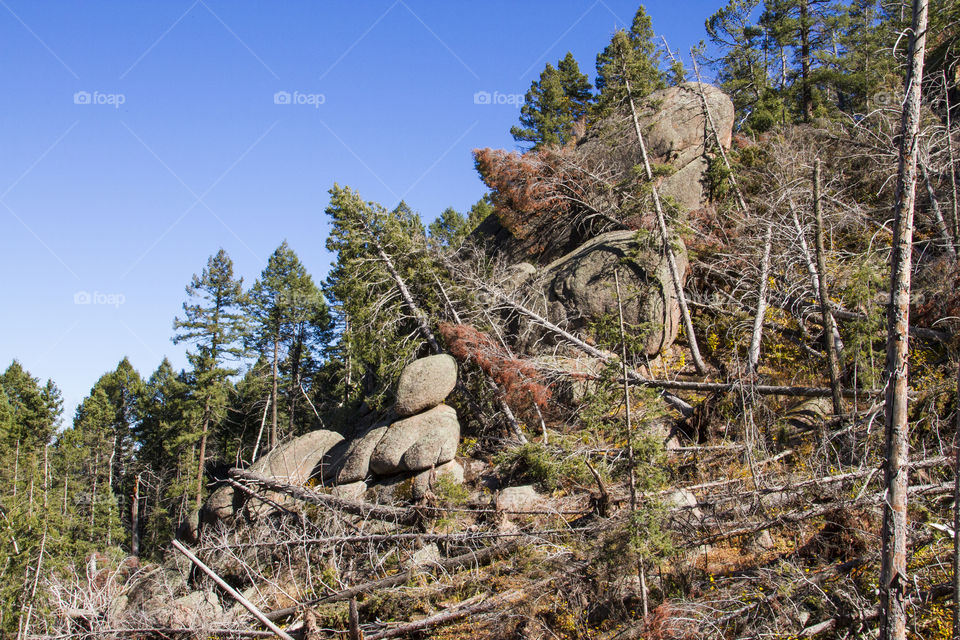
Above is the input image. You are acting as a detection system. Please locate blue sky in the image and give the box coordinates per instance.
[0,0,723,424]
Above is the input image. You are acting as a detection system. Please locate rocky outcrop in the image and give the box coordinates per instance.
[185,355,464,537]
[542,229,686,356]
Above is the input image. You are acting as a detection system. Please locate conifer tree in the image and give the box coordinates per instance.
[511,53,593,149]
[595,6,665,117]
[172,249,246,508]
[246,241,331,448]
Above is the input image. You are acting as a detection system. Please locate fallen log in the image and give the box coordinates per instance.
[364,585,533,640]
[689,481,954,547]
[264,540,521,622]
[229,468,419,525]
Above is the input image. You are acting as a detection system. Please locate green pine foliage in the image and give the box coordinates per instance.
[511,52,593,148]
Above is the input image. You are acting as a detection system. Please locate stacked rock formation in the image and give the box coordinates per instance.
[181,354,462,540]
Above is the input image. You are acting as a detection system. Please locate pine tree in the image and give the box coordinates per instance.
[511,53,592,149]
[595,6,666,117]
[246,241,331,448]
[172,248,246,508]
[428,196,495,249]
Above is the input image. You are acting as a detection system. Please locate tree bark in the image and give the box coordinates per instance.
[954,365,960,640]
[271,338,279,450]
[814,160,844,415]
[195,397,210,510]
[131,473,140,557]
[748,222,773,374]
[615,270,637,512]
[799,0,813,121]
[920,161,957,258]
[880,1,928,638]
[623,72,707,375]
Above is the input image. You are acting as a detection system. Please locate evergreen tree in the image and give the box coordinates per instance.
[172,248,246,508]
[246,241,331,448]
[428,196,495,248]
[595,5,666,117]
[511,52,593,148]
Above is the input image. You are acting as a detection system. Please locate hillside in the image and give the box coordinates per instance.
[4,1,960,639]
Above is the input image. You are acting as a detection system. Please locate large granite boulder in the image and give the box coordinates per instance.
[394,354,457,417]
[202,429,344,525]
[369,404,460,475]
[541,229,686,356]
[640,83,734,168]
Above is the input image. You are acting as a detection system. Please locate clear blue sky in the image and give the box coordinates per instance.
[0,0,723,424]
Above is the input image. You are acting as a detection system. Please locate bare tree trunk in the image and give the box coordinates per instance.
[131,473,141,557]
[814,160,844,416]
[945,70,960,252]
[800,0,813,121]
[921,161,957,258]
[251,394,271,463]
[789,198,845,357]
[623,74,707,375]
[690,51,749,215]
[615,270,637,511]
[748,222,773,374]
[954,366,960,640]
[195,397,210,510]
[271,338,279,450]
[880,1,928,638]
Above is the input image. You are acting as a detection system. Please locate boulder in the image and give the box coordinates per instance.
[331,480,367,501]
[394,354,458,417]
[659,156,709,213]
[638,83,734,169]
[369,405,460,475]
[327,420,390,484]
[497,485,541,511]
[411,460,465,500]
[175,509,200,544]
[542,229,686,356]
[202,429,344,524]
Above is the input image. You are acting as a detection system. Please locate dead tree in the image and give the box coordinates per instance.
[880,1,928,638]
[813,160,844,415]
[622,71,707,375]
[747,222,773,374]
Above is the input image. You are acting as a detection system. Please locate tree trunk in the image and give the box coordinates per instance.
[920,162,957,258]
[799,0,813,121]
[288,324,304,435]
[622,73,707,375]
[944,70,960,253]
[195,397,210,510]
[748,222,773,374]
[814,161,844,415]
[615,270,637,511]
[271,337,279,450]
[880,1,928,638]
[131,473,140,557]
[954,366,960,640]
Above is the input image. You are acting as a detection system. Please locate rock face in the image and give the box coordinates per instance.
[370,404,460,475]
[542,229,686,356]
[201,429,344,526]
[641,83,734,168]
[394,354,457,417]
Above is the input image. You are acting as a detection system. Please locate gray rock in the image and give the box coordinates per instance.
[434,459,465,484]
[331,480,367,501]
[394,354,458,417]
[203,429,344,524]
[659,156,709,212]
[639,83,734,169]
[175,509,200,544]
[497,485,541,511]
[411,460,465,501]
[370,405,460,475]
[666,489,702,520]
[168,590,222,626]
[542,229,686,356]
[333,420,390,484]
